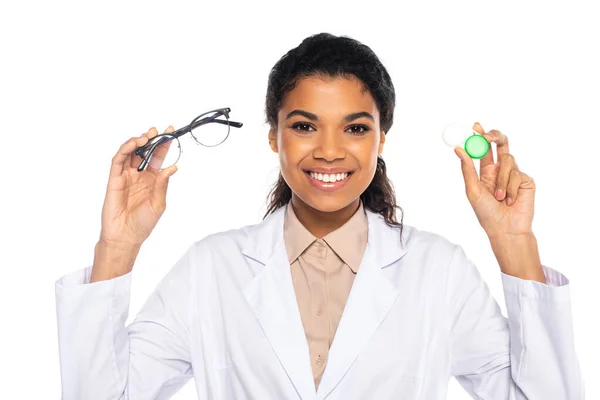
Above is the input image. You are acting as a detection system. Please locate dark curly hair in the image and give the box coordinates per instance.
[263,32,404,237]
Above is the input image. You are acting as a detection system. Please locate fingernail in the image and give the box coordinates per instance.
[495,189,503,199]
[507,197,513,206]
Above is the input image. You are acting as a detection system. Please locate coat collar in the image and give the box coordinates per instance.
[241,202,410,399]
[242,202,408,269]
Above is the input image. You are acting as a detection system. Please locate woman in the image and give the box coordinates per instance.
[55,33,582,399]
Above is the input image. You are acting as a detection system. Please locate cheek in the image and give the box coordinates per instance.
[277,136,304,186]
[278,133,308,167]
[348,140,380,170]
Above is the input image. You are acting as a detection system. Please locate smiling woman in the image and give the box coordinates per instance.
[55,32,583,400]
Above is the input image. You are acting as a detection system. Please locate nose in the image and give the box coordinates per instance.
[312,128,346,161]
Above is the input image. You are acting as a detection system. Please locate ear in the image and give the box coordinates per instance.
[268,128,278,153]
[378,131,386,155]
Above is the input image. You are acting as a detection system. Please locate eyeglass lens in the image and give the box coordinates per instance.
[146,135,181,170]
[190,111,231,147]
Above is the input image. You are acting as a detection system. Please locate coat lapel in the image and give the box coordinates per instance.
[242,205,316,399]
[316,209,410,398]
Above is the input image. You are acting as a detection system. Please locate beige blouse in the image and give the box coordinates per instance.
[283,200,368,389]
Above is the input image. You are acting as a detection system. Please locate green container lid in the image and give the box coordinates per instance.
[464,134,489,159]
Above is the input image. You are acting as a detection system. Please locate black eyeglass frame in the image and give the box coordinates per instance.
[134,107,243,172]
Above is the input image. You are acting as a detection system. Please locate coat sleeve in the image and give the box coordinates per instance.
[55,245,196,400]
[447,245,584,399]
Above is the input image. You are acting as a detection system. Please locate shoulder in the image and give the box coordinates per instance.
[188,220,258,257]
[398,225,474,301]
[179,220,267,289]
[365,209,458,257]
[400,223,463,267]
[188,205,286,265]
[403,224,458,253]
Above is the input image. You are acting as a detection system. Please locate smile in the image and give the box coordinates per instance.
[304,170,353,192]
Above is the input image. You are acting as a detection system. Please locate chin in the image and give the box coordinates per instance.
[296,192,359,214]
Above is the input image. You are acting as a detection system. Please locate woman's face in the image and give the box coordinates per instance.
[269,75,385,213]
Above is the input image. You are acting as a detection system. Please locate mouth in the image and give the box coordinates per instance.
[303,169,354,191]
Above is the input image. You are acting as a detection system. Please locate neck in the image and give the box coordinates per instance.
[290,195,361,238]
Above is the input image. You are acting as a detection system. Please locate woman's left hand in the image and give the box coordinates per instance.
[454,122,536,241]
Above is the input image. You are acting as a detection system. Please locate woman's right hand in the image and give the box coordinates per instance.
[99,126,179,251]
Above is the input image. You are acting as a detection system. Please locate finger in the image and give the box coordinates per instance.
[505,169,521,206]
[110,135,148,179]
[495,153,517,201]
[488,129,509,159]
[150,164,179,215]
[454,146,481,202]
[518,171,535,189]
[473,122,495,170]
[147,126,176,173]
[130,127,158,169]
[148,127,160,140]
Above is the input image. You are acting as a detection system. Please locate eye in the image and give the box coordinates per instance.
[291,122,315,132]
[346,124,370,135]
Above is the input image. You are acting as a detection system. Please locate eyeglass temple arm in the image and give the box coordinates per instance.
[191,118,243,129]
[137,157,149,172]
[214,119,243,128]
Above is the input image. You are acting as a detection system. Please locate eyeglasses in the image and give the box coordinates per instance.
[134,107,243,172]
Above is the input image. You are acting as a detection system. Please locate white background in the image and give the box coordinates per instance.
[1,0,598,398]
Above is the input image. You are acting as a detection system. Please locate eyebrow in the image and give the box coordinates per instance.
[285,109,375,123]
[343,112,374,123]
[286,109,318,121]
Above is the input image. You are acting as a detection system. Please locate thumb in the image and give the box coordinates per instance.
[454,146,480,199]
[151,164,178,213]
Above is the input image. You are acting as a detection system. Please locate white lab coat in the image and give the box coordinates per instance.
[55,203,583,399]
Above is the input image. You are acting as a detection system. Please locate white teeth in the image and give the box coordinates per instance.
[309,171,349,182]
